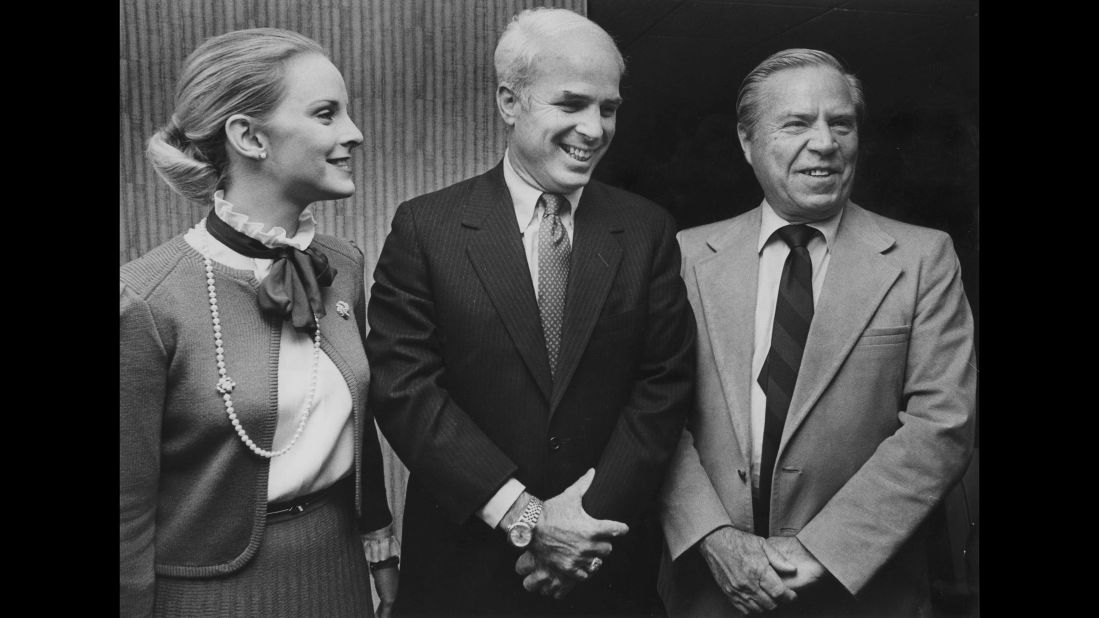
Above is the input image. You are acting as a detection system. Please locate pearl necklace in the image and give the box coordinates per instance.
[201,232,321,458]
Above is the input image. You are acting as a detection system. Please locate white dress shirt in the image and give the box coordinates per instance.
[475,151,584,529]
[749,202,843,489]
[506,149,582,294]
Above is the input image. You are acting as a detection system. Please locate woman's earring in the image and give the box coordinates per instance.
[258,152,267,160]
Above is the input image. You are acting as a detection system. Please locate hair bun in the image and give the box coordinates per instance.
[146,126,220,203]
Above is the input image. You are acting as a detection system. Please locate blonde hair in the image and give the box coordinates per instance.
[146,28,325,203]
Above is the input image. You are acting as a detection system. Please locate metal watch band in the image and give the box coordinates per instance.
[519,496,543,528]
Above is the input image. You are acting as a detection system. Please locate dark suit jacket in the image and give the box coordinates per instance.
[366,163,696,615]
[658,203,976,617]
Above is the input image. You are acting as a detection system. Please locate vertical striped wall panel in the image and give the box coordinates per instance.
[120,0,587,541]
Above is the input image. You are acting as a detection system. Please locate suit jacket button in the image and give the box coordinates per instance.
[549,436,561,452]
[737,469,747,482]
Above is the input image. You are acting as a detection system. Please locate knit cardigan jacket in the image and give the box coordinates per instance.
[120,233,392,616]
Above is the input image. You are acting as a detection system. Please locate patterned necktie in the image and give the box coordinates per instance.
[537,193,572,376]
[755,223,818,537]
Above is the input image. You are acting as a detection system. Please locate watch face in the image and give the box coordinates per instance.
[508,522,532,548]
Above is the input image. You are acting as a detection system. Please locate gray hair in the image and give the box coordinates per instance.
[736,48,865,138]
[493,7,625,102]
[146,28,325,203]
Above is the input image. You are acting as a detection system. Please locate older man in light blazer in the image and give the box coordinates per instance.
[658,48,976,617]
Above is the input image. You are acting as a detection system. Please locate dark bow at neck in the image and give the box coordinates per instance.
[205,208,336,329]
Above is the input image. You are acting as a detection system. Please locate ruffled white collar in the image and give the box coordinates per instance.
[212,190,316,251]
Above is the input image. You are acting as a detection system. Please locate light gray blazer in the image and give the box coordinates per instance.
[658,203,976,617]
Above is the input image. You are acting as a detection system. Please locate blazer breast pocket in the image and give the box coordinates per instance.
[590,306,644,341]
[855,325,911,347]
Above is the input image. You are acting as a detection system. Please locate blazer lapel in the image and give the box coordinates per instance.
[694,209,761,463]
[550,183,624,415]
[464,166,554,402]
[778,204,902,453]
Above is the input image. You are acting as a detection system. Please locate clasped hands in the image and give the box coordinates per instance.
[513,469,629,600]
[699,526,826,614]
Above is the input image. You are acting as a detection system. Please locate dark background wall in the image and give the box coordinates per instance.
[585,2,979,615]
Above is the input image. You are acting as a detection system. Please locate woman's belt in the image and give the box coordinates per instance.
[266,474,353,518]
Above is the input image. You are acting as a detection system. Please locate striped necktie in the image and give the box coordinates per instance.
[537,193,571,376]
[755,223,818,537]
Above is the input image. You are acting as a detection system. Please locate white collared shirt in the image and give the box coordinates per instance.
[474,152,586,529]
[503,148,583,296]
[184,193,355,503]
[749,202,843,488]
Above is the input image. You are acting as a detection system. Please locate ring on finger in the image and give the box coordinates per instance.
[588,557,603,573]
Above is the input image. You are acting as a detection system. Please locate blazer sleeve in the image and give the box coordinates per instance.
[349,241,394,534]
[658,231,735,559]
[796,232,977,595]
[660,428,737,558]
[580,210,697,521]
[365,203,519,524]
[120,282,166,617]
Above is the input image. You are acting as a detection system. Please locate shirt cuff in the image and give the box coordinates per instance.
[360,530,401,563]
[477,478,526,529]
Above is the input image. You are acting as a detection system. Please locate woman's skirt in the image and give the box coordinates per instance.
[154,476,373,617]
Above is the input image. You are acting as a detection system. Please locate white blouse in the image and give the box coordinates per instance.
[186,193,355,503]
[184,193,398,555]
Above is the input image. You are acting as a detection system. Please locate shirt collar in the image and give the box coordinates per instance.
[212,190,316,252]
[756,200,844,253]
[502,149,584,231]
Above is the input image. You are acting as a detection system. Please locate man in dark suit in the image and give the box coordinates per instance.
[365,7,696,616]
[658,49,976,617]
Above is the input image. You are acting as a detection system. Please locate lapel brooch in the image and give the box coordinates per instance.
[335,301,351,319]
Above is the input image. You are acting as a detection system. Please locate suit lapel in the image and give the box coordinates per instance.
[694,209,761,463]
[778,204,902,454]
[464,166,554,402]
[550,183,623,415]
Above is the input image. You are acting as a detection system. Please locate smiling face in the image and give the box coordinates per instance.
[258,53,363,207]
[738,65,858,222]
[498,32,622,194]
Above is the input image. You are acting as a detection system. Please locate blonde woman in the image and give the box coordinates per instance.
[120,28,398,617]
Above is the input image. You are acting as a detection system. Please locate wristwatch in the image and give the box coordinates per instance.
[506,496,544,549]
